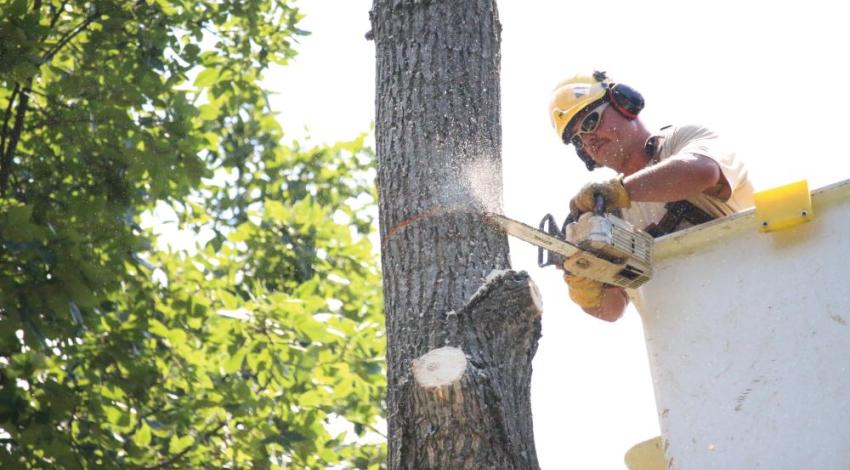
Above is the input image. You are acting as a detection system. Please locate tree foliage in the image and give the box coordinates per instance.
[0,0,385,468]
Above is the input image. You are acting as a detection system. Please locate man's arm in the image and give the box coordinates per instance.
[570,153,731,215]
[624,153,730,202]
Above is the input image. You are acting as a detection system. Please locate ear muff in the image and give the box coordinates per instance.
[608,83,644,120]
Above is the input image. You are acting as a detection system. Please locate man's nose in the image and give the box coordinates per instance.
[583,133,602,149]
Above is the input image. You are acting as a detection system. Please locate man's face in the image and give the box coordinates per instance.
[572,105,633,173]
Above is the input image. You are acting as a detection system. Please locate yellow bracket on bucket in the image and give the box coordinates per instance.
[753,180,813,232]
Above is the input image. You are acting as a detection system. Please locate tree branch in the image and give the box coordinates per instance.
[49,0,71,29]
[42,12,100,63]
[0,85,20,159]
[0,85,30,197]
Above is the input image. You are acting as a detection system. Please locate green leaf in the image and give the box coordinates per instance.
[134,423,152,447]
[299,390,321,407]
[101,385,125,401]
[224,347,247,373]
[297,316,333,342]
[203,131,220,148]
[264,199,290,220]
[219,290,239,310]
[198,103,219,120]
[194,68,219,88]
[228,222,255,242]
[149,319,171,339]
[169,434,194,454]
[103,405,131,430]
[154,0,178,15]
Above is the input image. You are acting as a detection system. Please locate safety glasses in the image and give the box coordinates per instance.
[569,101,608,149]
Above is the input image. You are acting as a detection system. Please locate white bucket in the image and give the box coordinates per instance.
[637,179,850,469]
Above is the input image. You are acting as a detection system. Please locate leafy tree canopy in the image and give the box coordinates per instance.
[0,0,385,468]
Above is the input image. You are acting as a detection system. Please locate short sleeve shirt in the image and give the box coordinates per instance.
[619,124,754,232]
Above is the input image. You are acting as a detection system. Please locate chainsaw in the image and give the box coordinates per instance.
[485,195,653,289]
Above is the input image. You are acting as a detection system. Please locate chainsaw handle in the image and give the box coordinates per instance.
[562,212,576,235]
[538,213,560,236]
[538,213,567,268]
[593,193,606,216]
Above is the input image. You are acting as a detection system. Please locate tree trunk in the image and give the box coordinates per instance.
[370,1,542,468]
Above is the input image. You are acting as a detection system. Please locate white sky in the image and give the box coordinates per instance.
[266,0,850,468]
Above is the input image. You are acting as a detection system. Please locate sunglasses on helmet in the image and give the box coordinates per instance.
[567,101,608,149]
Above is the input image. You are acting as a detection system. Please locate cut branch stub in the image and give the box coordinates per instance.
[412,346,468,389]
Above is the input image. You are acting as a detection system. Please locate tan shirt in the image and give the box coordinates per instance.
[620,124,755,232]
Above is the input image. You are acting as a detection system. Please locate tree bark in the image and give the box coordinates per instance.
[370,1,542,468]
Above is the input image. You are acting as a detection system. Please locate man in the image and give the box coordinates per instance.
[549,71,754,321]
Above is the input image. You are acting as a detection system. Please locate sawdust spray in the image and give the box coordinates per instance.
[432,139,504,215]
[462,156,502,214]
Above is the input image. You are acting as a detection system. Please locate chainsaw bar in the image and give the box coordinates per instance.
[484,212,651,289]
[485,212,582,259]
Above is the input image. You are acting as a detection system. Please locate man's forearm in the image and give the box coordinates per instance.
[623,154,722,202]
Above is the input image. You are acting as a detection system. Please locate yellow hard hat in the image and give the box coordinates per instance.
[549,71,612,142]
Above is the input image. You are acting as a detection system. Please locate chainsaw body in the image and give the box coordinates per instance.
[487,210,653,289]
[565,212,652,288]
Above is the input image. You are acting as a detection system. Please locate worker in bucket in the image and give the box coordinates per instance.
[549,71,754,321]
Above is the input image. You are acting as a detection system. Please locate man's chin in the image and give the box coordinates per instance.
[592,151,618,170]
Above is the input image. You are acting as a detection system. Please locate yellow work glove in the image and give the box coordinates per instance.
[570,175,631,214]
[563,273,603,309]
